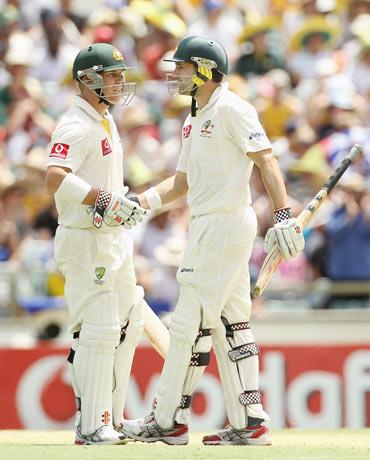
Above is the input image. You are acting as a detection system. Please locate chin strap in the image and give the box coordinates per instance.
[191,90,197,117]
[94,88,110,106]
[190,63,213,117]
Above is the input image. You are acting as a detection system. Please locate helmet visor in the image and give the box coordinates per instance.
[78,67,135,106]
[166,73,196,97]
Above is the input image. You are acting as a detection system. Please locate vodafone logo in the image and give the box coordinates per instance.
[183,124,192,139]
[7,347,370,430]
[16,355,75,429]
[101,138,112,156]
[50,143,70,159]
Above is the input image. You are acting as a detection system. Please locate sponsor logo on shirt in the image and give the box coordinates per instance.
[49,143,70,159]
[101,138,112,156]
[183,124,192,139]
[200,119,214,138]
[249,131,265,141]
[180,267,194,273]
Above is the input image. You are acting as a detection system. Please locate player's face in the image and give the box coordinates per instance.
[166,62,196,97]
[101,70,135,105]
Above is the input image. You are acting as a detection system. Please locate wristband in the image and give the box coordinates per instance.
[273,207,293,223]
[93,190,112,228]
[55,173,91,203]
[143,187,162,210]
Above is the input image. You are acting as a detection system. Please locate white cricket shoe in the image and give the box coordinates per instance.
[122,413,188,445]
[75,425,128,445]
[202,422,272,446]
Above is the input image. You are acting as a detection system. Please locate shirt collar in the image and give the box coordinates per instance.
[197,82,228,114]
[74,96,107,121]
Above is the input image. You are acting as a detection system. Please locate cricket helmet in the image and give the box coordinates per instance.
[72,43,135,105]
[164,35,229,76]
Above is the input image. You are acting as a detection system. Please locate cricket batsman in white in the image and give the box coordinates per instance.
[122,35,305,446]
[46,43,161,445]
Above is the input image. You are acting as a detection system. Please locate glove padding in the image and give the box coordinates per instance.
[93,188,146,229]
[264,218,305,261]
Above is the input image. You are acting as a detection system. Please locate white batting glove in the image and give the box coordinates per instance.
[264,208,305,261]
[93,190,146,229]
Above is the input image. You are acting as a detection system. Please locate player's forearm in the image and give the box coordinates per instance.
[261,165,288,210]
[252,152,288,210]
[138,172,188,209]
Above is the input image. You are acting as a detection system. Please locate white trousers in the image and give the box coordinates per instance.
[155,206,269,429]
[54,226,140,332]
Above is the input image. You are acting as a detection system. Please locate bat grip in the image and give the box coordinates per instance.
[323,144,362,194]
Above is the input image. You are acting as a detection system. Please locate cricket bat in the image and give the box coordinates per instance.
[252,144,363,298]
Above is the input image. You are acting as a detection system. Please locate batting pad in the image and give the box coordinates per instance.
[174,328,212,425]
[74,321,120,435]
[213,320,269,429]
[154,286,201,429]
[112,297,144,427]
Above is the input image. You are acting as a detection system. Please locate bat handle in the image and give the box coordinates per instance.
[348,144,362,161]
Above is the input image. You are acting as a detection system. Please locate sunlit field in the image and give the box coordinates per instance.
[0,429,369,460]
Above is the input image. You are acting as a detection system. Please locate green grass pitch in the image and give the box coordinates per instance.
[0,429,369,460]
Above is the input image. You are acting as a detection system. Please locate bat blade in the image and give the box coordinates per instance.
[142,302,169,359]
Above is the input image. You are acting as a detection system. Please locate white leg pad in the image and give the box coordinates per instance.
[73,293,121,435]
[174,330,212,425]
[213,320,269,429]
[154,286,201,429]
[112,294,144,427]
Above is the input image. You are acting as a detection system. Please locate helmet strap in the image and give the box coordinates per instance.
[191,86,198,117]
[94,88,111,106]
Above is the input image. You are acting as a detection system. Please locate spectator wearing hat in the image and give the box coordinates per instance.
[259,69,303,140]
[131,0,186,80]
[31,9,80,86]
[0,34,56,164]
[188,0,243,64]
[234,15,285,77]
[288,15,341,82]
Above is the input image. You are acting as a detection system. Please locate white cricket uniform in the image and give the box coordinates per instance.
[48,96,142,333]
[154,82,271,430]
[176,82,271,325]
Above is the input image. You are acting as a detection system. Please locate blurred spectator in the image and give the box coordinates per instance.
[288,15,341,82]
[131,0,186,79]
[325,174,370,282]
[352,42,370,99]
[139,204,187,262]
[235,15,284,77]
[0,0,368,318]
[148,236,186,315]
[259,69,302,139]
[188,0,243,63]
[0,200,20,261]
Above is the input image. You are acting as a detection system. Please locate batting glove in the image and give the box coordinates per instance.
[93,189,146,229]
[264,207,305,261]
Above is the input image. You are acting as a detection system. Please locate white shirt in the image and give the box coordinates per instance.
[47,96,124,229]
[176,83,271,217]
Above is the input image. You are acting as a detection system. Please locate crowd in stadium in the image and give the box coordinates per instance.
[0,0,369,320]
